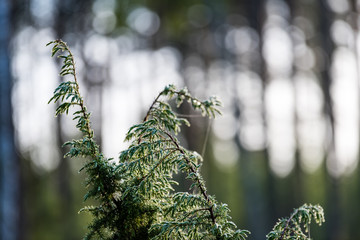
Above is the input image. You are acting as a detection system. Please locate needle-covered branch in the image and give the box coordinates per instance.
[120,83,248,239]
[266,204,325,240]
[48,39,323,240]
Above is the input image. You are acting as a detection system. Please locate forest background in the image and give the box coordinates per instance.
[1,0,359,239]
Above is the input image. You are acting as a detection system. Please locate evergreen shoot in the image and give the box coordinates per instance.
[47,39,324,240]
[267,204,325,240]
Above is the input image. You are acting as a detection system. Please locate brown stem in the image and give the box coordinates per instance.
[143,91,164,122]
[163,131,216,225]
[55,40,93,140]
[138,86,218,225]
[279,209,299,240]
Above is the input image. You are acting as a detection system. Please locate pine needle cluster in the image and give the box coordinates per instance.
[47,39,324,240]
[267,204,325,240]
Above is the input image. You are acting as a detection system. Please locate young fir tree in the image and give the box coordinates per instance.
[47,39,324,240]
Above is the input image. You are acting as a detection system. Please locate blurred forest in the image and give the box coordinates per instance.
[1,0,360,239]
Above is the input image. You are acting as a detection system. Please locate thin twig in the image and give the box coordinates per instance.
[163,131,216,225]
[201,119,212,157]
[279,208,299,240]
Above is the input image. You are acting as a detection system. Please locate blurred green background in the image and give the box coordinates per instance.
[1,0,360,239]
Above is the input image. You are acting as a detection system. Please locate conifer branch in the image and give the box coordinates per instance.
[48,40,129,239]
[266,204,325,240]
[47,40,93,140]
[47,39,323,240]
[162,130,216,224]
[143,91,164,122]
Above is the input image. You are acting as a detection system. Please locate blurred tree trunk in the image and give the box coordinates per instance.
[54,1,93,238]
[54,0,76,238]
[0,0,21,239]
[246,0,276,227]
[349,1,360,238]
[318,1,340,239]
[248,0,274,229]
[232,1,271,238]
[285,0,304,207]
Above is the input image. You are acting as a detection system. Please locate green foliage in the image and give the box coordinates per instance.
[266,204,325,240]
[47,39,324,240]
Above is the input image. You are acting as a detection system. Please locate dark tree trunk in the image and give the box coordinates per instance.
[53,1,76,238]
[348,1,360,237]
[285,0,305,208]
[0,0,21,239]
[239,0,273,236]
[227,1,272,238]
[318,1,340,240]
[53,1,94,238]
